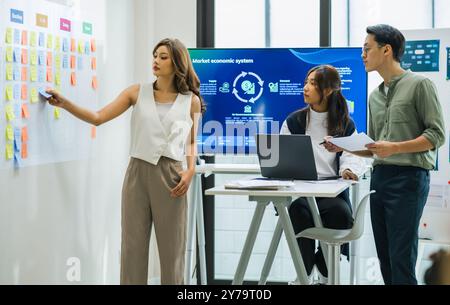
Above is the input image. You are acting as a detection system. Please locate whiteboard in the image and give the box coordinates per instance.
[0,0,99,169]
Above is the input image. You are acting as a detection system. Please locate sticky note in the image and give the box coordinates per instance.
[30,66,38,82]
[6,125,14,141]
[14,103,21,119]
[91,126,97,139]
[55,36,61,51]
[14,48,20,62]
[38,69,45,82]
[30,88,38,103]
[54,107,60,119]
[78,41,84,54]
[62,38,69,52]
[21,84,28,100]
[91,57,97,70]
[6,105,15,122]
[91,39,96,52]
[71,38,76,52]
[13,66,20,81]
[47,52,53,66]
[14,29,20,44]
[55,54,61,68]
[21,142,28,159]
[22,104,30,119]
[21,67,28,81]
[47,34,53,49]
[30,32,37,47]
[14,85,20,100]
[39,32,45,47]
[38,51,45,65]
[22,126,29,142]
[6,144,13,160]
[14,128,21,150]
[70,55,76,69]
[92,76,98,90]
[85,41,91,55]
[21,49,28,64]
[63,55,69,69]
[70,72,77,86]
[55,70,61,85]
[22,30,28,45]
[5,85,13,101]
[77,56,83,70]
[30,50,38,65]
[6,64,13,81]
[46,68,53,82]
[6,28,13,44]
[6,47,13,62]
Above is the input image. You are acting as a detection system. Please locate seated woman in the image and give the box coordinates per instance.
[280,65,366,284]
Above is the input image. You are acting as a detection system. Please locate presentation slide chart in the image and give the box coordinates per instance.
[190,48,367,154]
[401,39,440,72]
[447,47,450,80]
[0,0,99,169]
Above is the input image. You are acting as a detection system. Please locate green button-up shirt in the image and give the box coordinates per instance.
[368,70,445,170]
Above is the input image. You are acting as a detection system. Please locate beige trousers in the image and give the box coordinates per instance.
[120,157,186,285]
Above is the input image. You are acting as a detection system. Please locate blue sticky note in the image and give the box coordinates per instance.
[63,38,69,52]
[14,29,20,44]
[39,32,45,47]
[39,88,52,99]
[13,66,20,80]
[14,84,20,99]
[85,41,91,55]
[62,54,69,69]
[13,48,20,62]
[14,103,21,119]
[38,51,45,66]
[38,68,45,82]
[14,127,21,147]
[77,56,83,70]
[14,152,22,168]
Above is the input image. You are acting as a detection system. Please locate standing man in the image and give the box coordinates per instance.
[326,24,445,284]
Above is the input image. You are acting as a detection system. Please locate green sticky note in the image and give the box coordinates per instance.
[55,70,61,85]
[6,144,13,160]
[55,54,61,68]
[5,105,15,122]
[55,36,61,51]
[5,85,13,101]
[30,50,38,65]
[6,125,14,141]
[30,32,37,47]
[30,88,38,103]
[78,41,84,54]
[6,64,13,81]
[54,107,60,119]
[30,66,38,82]
[47,34,53,49]
[5,28,13,44]
[6,46,13,62]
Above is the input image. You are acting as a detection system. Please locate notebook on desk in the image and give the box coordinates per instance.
[256,134,340,181]
[224,178,295,190]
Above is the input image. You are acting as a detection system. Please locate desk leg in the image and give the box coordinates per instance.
[195,177,207,285]
[185,174,200,285]
[258,218,283,285]
[306,197,328,270]
[273,199,309,285]
[350,183,361,285]
[232,201,268,285]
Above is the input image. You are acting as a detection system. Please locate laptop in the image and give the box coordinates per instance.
[256,134,340,181]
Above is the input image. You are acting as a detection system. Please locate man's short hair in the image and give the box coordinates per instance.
[366,24,406,62]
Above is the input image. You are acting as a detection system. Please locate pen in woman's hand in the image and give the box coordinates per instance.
[319,135,339,145]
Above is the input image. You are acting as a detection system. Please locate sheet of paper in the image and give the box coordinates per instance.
[329,132,375,152]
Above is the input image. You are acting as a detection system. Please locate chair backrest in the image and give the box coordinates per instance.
[345,190,376,241]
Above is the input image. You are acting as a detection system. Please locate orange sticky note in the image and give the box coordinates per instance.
[46,68,53,82]
[21,84,28,100]
[47,52,53,66]
[91,57,97,70]
[22,104,30,119]
[92,76,98,90]
[91,39,96,52]
[91,126,97,139]
[71,72,77,86]
[22,49,28,64]
[71,38,76,52]
[22,30,28,45]
[22,126,29,142]
[70,55,76,69]
[21,67,28,81]
[21,142,28,159]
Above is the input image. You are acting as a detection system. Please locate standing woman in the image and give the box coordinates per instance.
[281,65,365,284]
[46,38,205,285]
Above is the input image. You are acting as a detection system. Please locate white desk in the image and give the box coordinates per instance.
[205,180,352,285]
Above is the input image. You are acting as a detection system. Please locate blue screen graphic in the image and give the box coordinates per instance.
[189,48,367,154]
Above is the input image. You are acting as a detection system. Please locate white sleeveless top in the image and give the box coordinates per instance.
[130,83,193,165]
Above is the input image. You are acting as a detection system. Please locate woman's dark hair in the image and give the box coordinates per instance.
[297,65,351,136]
[153,38,206,113]
[366,24,406,63]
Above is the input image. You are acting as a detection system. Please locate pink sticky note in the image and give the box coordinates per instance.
[22,49,28,64]
[22,104,30,119]
[92,76,98,90]
[47,52,53,66]
[22,30,28,45]
[91,57,97,70]
[21,67,28,81]
[91,39,96,52]
[21,84,28,100]
[21,143,28,159]
[71,38,76,52]
[22,126,29,142]
[46,68,53,82]
[91,126,97,139]
[70,55,76,69]
[71,72,77,86]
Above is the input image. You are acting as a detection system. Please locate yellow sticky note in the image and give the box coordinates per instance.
[30,88,38,103]
[54,107,60,119]
[30,50,38,65]
[78,41,84,54]
[30,32,37,47]
[6,28,13,44]
[6,144,13,160]
[55,54,61,68]
[55,70,61,85]
[5,85,13,101]
[6,64,13,81]
[47,34,53,49]
[6,125,14,141]
[55,36,61,51]
[5,105,15,122]
[6,47,13,62]
[30,66,38,82]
